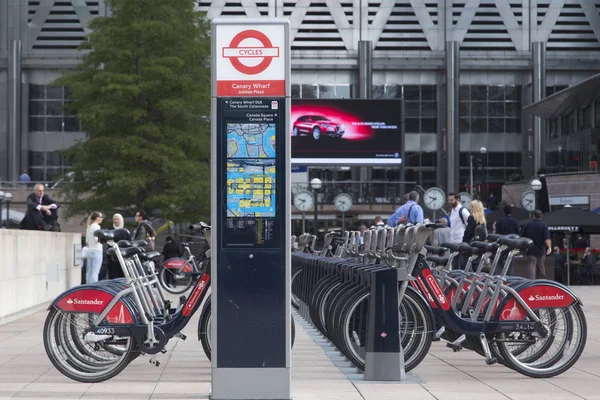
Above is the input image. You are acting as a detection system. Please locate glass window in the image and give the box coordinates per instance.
[403,85,420,101]
[488,102,504,117]
[488,118,504,133]
[405,118,420,133]
[46,101,63,116]
[459,118,470,133]
[487,152,504,167]
[505,152,521,167]
[29,84,45,100]
[488,86,504,101]
[336,84,350,98]
[319,85,336,98]
[64,117,81,132]
[421,152,436,166]
[471,85,487,101]
[505,85,521,101]
[291,84,300,98]
[506,118,521,133]
[471,118,486,132]
[46,86,63,100]
[405,101,420,117]
[471,102,487,117]
[421,101,436,117]
[29,151,45,167]
[46,117,62,132]
[505,102,520,117]
[459,85,470,101]
[46,151,62,167]
[29,117,44,132]
[372,85,385,99]
[29,100,45,115]
[459,102,469,117]
[421,118,436,133]
[301,84,317,99]
[30,168,45,181]
[421,85,436,101]
[45,168,62,182]
[385,85,401,98]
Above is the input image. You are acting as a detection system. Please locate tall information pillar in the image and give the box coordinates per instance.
[210,18,292,400]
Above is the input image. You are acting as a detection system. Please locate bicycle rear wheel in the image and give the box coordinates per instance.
[43,308,138,383]
[497,304,587,378]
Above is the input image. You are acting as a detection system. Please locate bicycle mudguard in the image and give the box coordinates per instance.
[163,258,193,273]
[495,280,580,321]
[48,286,140,325]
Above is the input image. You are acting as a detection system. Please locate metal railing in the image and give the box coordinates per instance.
[291,181,418,206]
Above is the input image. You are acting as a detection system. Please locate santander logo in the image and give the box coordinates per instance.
[66,298,104,306]
[528,294,565,302]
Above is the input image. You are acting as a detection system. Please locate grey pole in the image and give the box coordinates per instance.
[445,41,460,193]
[7,40,22,182]
[532,41,546,175]
[358,40,373,187]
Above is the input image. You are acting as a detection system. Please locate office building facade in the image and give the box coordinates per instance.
[2,0,600,192]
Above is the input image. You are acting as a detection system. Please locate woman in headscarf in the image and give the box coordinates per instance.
[112,213,124,229]
[107,213,126,279]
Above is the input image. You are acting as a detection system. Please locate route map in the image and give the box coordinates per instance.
[227,123,276,159]
[226,159,276,218]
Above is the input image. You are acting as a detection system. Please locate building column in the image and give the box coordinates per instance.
[357,40,375,186]
[7,39,22,182]
[532,41,546,175]
[445,41,460,193]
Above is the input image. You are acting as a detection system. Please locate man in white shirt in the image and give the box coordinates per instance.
[448,193,470,243]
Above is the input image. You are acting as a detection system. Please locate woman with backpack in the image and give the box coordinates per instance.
[462,200,487,243]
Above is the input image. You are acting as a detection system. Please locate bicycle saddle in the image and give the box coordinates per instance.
[107,246,144,258]
[440,242,466,252]
[424,245,446,256]
[117,239,148,248]
[426,255,450,266]
[138,251,161,261]
[486,233,520,242]
[94,228,131,243]
[497,237,533,250]
[470,241,500,253]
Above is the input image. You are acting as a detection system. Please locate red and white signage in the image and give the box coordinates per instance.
[215,25,286,97]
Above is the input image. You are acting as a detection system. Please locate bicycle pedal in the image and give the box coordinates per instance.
[485,357,498,366]
[160,348,167,354]
[175,332,187,341]
[446,342,462,352]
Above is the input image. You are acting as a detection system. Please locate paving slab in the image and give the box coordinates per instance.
[0,286,598,399]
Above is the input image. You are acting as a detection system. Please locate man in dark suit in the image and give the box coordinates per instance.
[19,183,61,231]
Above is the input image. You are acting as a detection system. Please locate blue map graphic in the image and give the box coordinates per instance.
[226,159,276,218]
[227,123,276,158]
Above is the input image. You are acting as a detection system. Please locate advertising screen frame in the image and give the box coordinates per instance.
[290,98,405,166]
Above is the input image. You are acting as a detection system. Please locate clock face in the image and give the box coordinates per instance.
[334,193,353,212]
[521,190,536,212]
[424,187,446,211]
[459,192,472,209]
[294,191,314,212]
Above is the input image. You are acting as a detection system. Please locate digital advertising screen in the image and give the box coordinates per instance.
[291,99,403,164]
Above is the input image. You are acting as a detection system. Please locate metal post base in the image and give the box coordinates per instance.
[212,368,291,400]
[364,352,405,381]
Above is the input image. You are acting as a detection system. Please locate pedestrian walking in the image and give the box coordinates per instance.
[521,210,551,280]
[85,211,105,284]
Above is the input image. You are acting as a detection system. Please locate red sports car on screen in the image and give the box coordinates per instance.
[292,115,345,140]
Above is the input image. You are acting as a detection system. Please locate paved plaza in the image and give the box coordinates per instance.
[0,286,599,400]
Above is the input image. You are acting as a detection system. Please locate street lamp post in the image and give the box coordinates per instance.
[530,178,542,211]
[480,147,487,201]
[4,192,12,228]
[0,191,5,227]
[310,178,322,237]
[469,147,487,199]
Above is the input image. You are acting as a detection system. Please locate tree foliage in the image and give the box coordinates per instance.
[56,0,211,222]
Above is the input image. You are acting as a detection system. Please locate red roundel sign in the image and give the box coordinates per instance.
[216,25,285,97]
[222,30,280,76]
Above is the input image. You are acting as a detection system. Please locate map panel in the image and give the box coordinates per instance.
[226,159,276,218]
[227,123,276,159]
